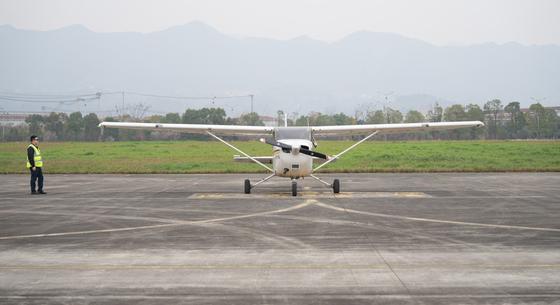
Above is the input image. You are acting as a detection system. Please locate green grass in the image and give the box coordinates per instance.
[1,140,559,174]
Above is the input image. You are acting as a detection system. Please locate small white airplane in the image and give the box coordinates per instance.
[99,119,483,196]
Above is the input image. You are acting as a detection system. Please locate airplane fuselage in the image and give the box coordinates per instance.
[272,139,314,178]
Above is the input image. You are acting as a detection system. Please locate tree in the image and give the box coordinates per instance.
[162,113,181,124]
[504,102,527,138]
[276,110,285,127]
[526,103,559,138]
[26,114,45,137]
[182,108,226,125]
[484,99,503,139]
[465,104,485,121]
[332,113,355,125]
[542,108,559,138]
[385,108,403,124]
[403,110,427,140]
[444,104,468,139]
[64,112,84,140]
[465,104,485,139]
[295,115,309,126]
[238,112,264,126]
[366,110,385,124]
[527,103,544,138]
[44,112,66,140]
[404,110,425,123]
[304,112,335,126]
[427,103,443,122]
[101,117,119,141]
[83,113,100,141]
[443,104,466,122]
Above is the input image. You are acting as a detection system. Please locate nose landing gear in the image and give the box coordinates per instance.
[291,179,297,197]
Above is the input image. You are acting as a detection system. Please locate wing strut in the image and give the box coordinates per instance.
[313,131,379,172]
[206,131,274,173]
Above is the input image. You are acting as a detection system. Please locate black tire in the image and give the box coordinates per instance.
[291,181,297,197]
[333,179,340,194]
[244,179,251,194]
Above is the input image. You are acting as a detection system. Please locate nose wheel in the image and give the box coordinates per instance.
[291,180,297,196]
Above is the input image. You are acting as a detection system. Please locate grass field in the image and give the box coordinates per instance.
[1,140,559,174]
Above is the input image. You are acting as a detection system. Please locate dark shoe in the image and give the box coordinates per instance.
[31,191,39,195]
[38,191,47,195]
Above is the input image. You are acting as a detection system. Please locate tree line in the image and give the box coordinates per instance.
[1,99,558,141]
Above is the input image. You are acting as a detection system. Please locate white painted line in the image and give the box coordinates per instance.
[1,294,560,300]
[0,200,315,240]
[315,201,560,232]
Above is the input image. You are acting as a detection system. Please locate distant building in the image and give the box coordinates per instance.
[0,112,33,126]
[520,106,560,117]
[493,106,560,123]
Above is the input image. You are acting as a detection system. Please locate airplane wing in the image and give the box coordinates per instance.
[311,121,484,136]
[98,122,274,136]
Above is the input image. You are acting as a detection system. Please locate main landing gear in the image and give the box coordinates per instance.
[244,179,251,194]
[244,176,341,196]
[332,179,340,194]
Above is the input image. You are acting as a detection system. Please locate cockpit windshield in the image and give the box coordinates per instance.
[274,127,312,140]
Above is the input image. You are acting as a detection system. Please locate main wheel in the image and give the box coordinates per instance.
[291,181,297,197]
[244,179,251,194]
[333,179,340,194]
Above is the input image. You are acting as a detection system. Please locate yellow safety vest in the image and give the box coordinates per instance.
[26,144,43,168]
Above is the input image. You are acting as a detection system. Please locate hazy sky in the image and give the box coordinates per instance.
[1,0,559,45]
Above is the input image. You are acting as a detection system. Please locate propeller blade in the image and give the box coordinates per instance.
[259,138,292,152]
[299,147,329,160]
[259,138,327,159]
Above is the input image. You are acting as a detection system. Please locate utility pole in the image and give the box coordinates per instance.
[531,97,546,138]
[96,92,102,115]
[0,107,4,142]
[378,91,393,141]
[377,91,394,124]
[121,91,125,120]
[249,94,254,113]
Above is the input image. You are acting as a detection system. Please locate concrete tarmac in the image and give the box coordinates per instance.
[0,173,559,304]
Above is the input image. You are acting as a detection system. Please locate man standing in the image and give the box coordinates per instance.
[27,135,46,195]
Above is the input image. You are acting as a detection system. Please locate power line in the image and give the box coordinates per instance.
[0,90,253,101]
[0,90,256,114]
[0,96,98,103]
[123,91,252,100]
[0,91,100,98]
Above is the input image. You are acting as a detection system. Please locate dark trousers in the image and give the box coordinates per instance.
[30,167,44,192]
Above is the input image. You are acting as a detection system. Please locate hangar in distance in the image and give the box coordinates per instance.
[99,119,484,196]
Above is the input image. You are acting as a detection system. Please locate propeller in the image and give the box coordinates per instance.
[259,138,329,160]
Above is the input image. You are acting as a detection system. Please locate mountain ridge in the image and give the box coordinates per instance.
[1,22,558,115]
